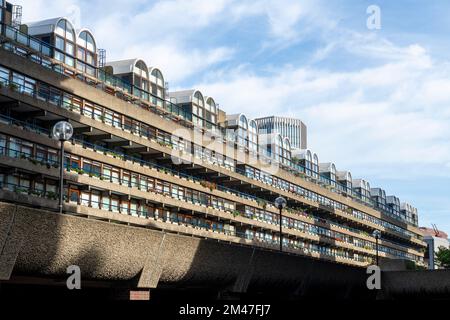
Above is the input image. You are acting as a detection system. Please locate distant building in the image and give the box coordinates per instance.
[420,227,450,269]
[255,116,307,150]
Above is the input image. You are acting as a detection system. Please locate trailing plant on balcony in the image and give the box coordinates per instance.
[232,210,241,217]
[157,141,172,148]
[30,189,43,197]
[200,180,216,191]
[88,172,101,178]
[160,168,170,175]
[46,191,57,200]
[286,207,295,214]
[8,83,19,91]
[14,187,28,194]
[257,199,268,210]
[70,168,85,175]
[28,157,39,165]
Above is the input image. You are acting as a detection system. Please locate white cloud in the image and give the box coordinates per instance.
[265,0,304,40]
[123,43,235,83]
[193,40,450,182]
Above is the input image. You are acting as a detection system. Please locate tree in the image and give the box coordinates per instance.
[435,246,450,269]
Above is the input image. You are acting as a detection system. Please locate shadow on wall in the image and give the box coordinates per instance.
[156,236,377,300]
[2,202,380,300]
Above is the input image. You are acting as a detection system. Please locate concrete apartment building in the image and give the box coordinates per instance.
[255,116,307,150]
[0,1,427,293]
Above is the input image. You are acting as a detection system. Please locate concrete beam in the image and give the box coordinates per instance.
[73,126,92,134]
[16,110,47,119]
[86,134,113,142]
[231,248,256,293]
[137,234,166,289]
[106,140,131,148]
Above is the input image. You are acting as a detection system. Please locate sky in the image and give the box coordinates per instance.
[13,0,450,233]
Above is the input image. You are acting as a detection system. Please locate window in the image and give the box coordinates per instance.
[120,200,129,215]
[12,73,36,95]
[77,47,85,60]
[131,174,139,188]
[55,51,64,62]
[81,192,90,206]
[69,188,80,203]
[0,66,9,83]
[55,36,64,51]
[91,192,100,209]
[93,106,103,121]
[65,56,74,67]
[130,201,139,217]
[104,110,113,125]
[140,177,148,191]
[66,155,81,170]
[83,103,93,118]
[122,171,130,186]
[77,61,86,73]
[83,160,101,176]
[102,196,110,210]
[111,197,119,212]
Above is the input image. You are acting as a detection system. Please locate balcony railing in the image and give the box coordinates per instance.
[0,75,421,241]
[0,178,373,265]
[0,112,424,258]
[0,24,418,227]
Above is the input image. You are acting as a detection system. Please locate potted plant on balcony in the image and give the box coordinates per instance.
[257,199,268,210]
[28,157,39,165]
[8,83,19,92]
[14,186,28,195]
[30,189,42,197]
[46,191,57,200]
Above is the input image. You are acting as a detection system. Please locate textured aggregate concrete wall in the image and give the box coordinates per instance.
[381,269,450,298]
[2,202,448,298]
[0,202,371,296]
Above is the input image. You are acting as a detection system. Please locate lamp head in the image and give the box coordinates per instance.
[372,229,381,238]
[274,196,287,210]
[52,121,73,141]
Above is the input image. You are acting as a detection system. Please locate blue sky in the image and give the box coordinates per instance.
[15,0,450,233]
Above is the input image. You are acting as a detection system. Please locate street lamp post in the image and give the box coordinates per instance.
[274,196,287,252]
[372,229,381,266]
[52,121,73,214]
